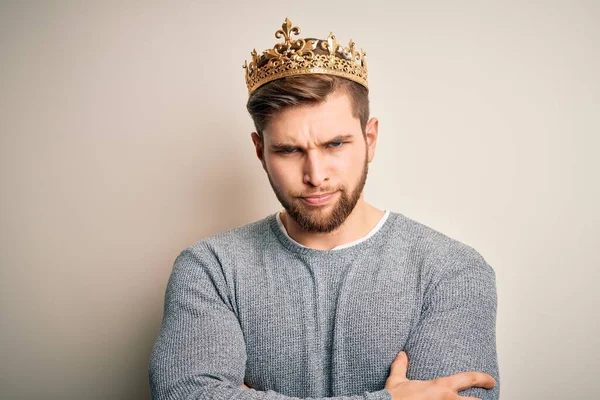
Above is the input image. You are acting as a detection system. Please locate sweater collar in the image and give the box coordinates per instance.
[269,210,397,256]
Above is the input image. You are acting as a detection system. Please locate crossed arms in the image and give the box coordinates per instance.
[149,247,499,400]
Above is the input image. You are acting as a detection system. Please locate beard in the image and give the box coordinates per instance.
[266,156,369,234]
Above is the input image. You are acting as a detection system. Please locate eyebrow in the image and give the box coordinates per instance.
[269,134,355,151]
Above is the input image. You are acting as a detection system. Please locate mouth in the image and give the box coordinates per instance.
[300,191,337,206]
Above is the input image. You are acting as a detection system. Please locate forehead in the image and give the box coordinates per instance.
[263,91,361,144]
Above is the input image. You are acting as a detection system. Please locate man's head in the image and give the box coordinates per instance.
[247,74,379,233]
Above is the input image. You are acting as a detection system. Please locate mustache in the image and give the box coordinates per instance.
[292,188,343,198]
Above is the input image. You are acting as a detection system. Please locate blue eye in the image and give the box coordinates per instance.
[328,142,344,148]
[279,148,298,154]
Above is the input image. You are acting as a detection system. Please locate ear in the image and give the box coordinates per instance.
[365,117,379,163]
[251,132,267,171]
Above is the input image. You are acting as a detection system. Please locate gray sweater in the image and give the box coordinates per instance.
[149,212,499,399]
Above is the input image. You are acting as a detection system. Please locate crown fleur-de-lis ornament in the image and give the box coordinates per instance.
[243,18,368,94]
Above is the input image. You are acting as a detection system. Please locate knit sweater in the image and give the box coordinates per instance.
[149,211,499,399]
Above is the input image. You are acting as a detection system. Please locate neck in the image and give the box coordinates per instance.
[280,197,385,250]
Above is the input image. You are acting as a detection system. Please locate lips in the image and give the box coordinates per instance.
[301,192,336,205]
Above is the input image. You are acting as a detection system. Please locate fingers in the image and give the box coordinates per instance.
[242,384,251,390]
[388,351,409,383]
[442,371,496,392]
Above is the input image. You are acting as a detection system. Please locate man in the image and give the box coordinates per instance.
[149,18,499,400]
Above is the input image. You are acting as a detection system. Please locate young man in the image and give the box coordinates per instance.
[149,18,499,400]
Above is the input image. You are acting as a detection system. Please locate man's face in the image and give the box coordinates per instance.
[253,90,378,233]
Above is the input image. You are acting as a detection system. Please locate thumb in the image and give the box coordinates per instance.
[388,351,409,383]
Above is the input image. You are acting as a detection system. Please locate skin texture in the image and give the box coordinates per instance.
[248,89,496,398]
[383,352,496,400]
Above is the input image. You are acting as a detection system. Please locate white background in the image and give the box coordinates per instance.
[1,1,598,399]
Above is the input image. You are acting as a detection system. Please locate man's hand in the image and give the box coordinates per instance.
[384,352,496,400]
[241,352,495,398]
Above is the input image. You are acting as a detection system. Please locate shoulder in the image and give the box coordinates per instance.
[166,214,275,292]
[387,212,485,257]
[188,214,273,255]
[387,211,495,280]
[387,212,497,308]
[172,214,275,273]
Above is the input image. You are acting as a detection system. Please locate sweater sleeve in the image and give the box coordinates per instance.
[149,248,391,400]
[403,246,500,400]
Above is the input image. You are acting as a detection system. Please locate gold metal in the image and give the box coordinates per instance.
[243,18,368,94]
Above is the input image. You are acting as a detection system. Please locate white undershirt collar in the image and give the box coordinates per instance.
[275,210,390,251]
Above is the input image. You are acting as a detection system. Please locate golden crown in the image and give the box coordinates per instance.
[243,18,368,94]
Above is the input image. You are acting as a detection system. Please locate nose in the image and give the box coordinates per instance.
[303,150,328,187]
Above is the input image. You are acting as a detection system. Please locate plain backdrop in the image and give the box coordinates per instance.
[1,1,598,399]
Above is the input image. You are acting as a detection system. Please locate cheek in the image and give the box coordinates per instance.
[336,154,354,171]
[335,149,363,175]
[265,158,297,186]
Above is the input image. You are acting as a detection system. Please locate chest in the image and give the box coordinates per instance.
[233,254,423,396]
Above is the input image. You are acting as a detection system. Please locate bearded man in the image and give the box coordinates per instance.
[149,18,500,400]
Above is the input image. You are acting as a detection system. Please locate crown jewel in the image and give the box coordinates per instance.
[243,18,368,94]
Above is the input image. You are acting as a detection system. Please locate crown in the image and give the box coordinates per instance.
[243,18,368,94]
